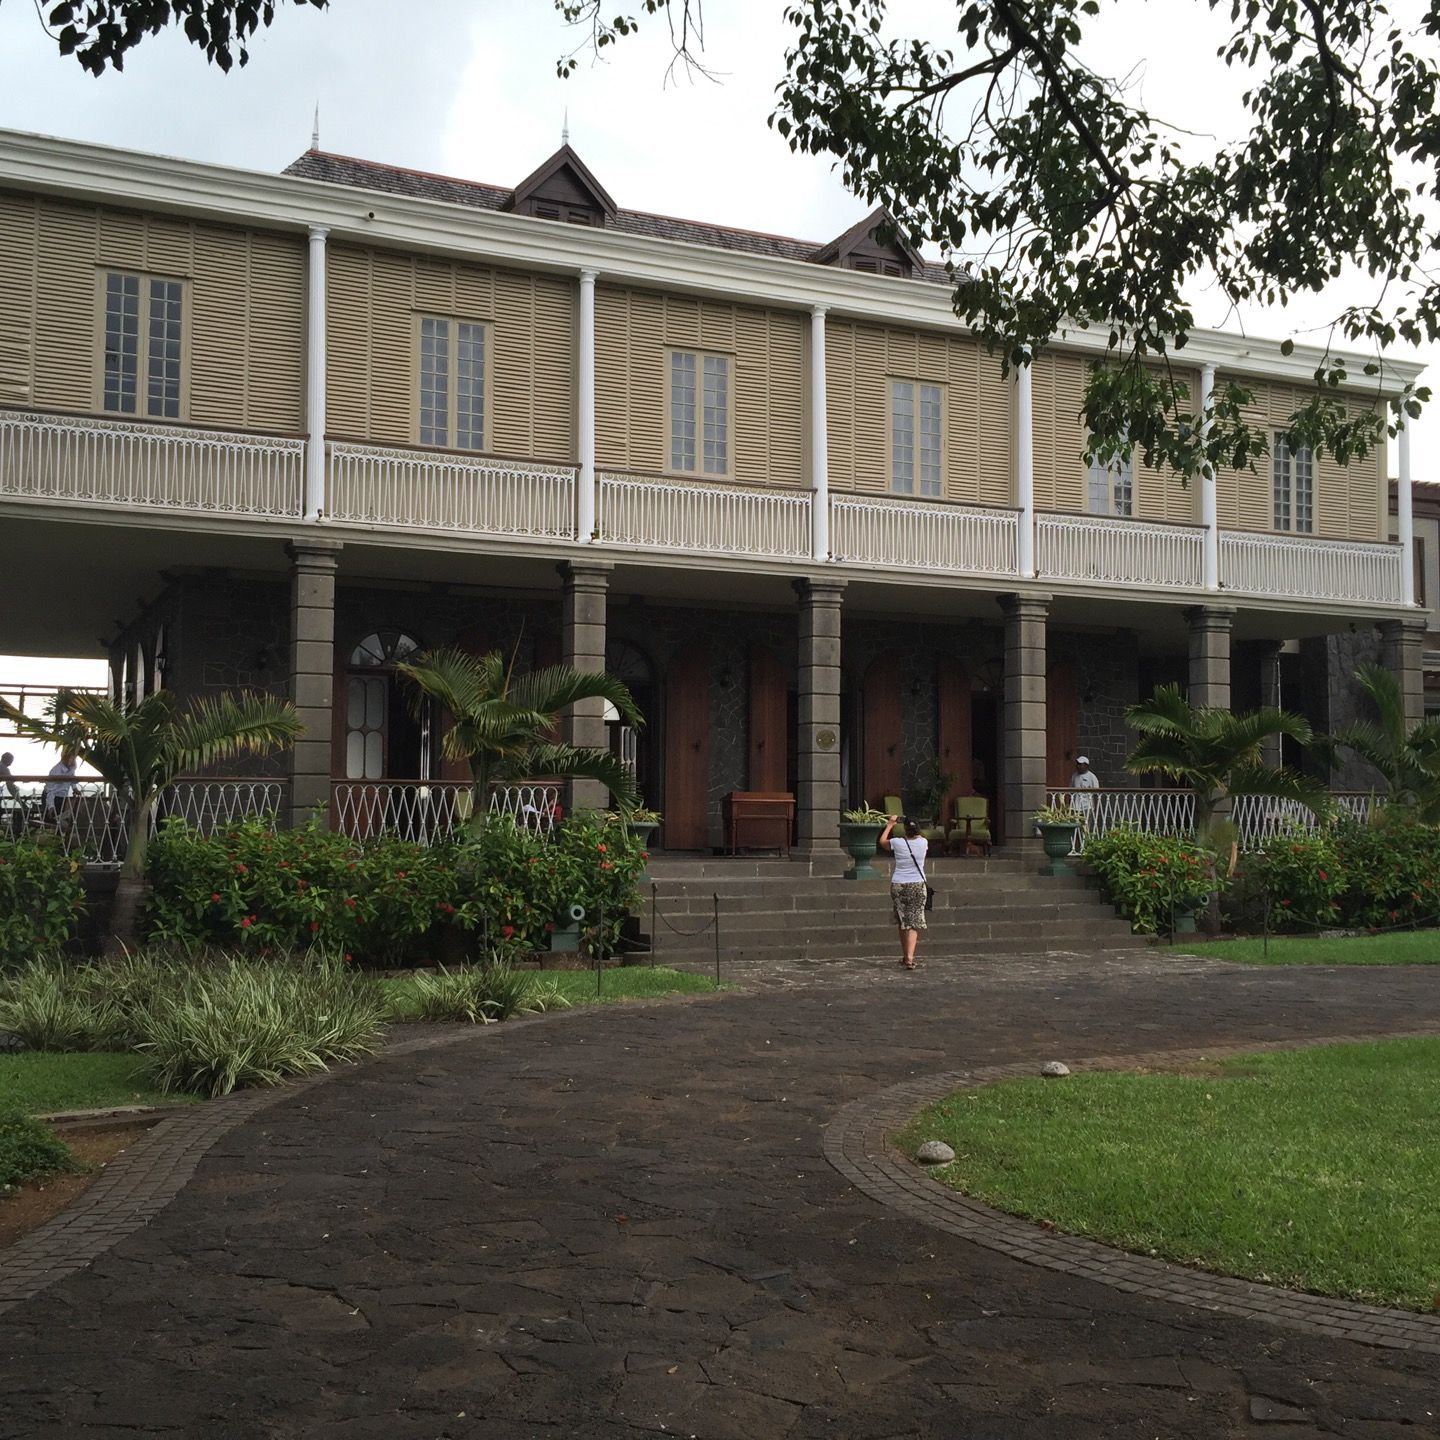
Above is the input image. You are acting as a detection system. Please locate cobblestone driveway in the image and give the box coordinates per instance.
[3,948,1439,1438]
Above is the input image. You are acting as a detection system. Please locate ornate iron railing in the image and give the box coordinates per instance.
[0,409,303,517]
[328,442,576,539]
[329,781,561,844]
[1219,530,1405,605]
[598,471,811,558]
[1037,513,1205,589]
[831,493,1018,575]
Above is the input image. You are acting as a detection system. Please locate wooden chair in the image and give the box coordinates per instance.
[952,795,993,856]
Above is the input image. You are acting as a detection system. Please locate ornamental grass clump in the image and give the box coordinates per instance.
[0,1108,76,1189]
[128,953,386,1098]
[0,959,118,1052]
[400,959,557,1025]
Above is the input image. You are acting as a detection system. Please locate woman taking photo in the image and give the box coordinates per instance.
[880,814,928,970]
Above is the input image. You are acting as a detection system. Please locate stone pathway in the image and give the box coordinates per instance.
[2,948,1439,1438]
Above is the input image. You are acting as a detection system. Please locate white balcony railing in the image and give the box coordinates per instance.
[832,493,1019,576]
[328,442,577,540]
[330,782,561,845]
[1219,531,1405,605]
[598,472,810,558]
[0,409,303,517]
[1,777,285,867]
[1037,513,1205,590]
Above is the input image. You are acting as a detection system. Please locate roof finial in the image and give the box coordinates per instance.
[562,108,569,147]
[311,103,320,152]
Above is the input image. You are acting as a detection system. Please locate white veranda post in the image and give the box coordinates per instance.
[809,306,829,562]
[1201,363,1219,592]
[305,226,328,520]
[577,268,597,542]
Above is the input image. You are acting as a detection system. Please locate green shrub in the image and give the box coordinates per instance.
[145,818,461,963]
[0,836,85,968]
[1232,829,1344,932]
[1332,814,1440,930]
[130,953,386,1098]
[1083,826,1223,934]
[0,1108,76,1188]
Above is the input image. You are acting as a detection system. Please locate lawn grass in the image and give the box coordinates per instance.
[0,1051,197,1116]
[1166,930,1440,965]
[378,964,719,1019]
[899,1037,1440,1310]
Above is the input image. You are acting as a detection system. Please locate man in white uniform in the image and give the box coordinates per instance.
[1070,755,1100,819]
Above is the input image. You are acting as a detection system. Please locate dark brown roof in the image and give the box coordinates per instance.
[282,149,956,285]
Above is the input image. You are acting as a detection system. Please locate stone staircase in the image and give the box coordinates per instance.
[640,852,1148,967]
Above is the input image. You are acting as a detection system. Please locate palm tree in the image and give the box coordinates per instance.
[395,648,642,828]
[1329,662,1440,821]
[1126,684,1331,842]
[0,690,302,954]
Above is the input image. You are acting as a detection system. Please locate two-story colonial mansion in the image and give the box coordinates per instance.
[0,129,1426,855]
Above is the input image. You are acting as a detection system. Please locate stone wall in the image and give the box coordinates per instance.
[1051,630,1141,787]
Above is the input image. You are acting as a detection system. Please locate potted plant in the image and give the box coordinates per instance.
[912,762,959,829]
[1033,800,1084,876]
[624,807,662,886]
[840,804,889,881]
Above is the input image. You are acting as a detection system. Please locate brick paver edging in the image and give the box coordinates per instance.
[823,1028,1440,1355]
[0,991,726,1320]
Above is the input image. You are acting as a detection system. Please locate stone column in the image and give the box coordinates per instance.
[999,593,1049,851]
[559,560,612,813]
[1249,639,1285,769]
[795,578,845,860]
[1379,616,1426,729]
[287,539,341,829]
[1185,605,1235,711]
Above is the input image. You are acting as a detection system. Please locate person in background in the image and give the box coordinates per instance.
[1070,754,1100,819]
[0,752,17,803]
[880,813,928,971]
[0,751,19,836]
[42,749,78,821]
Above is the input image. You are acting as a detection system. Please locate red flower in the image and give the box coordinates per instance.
[1390,909,1400,921]
[234,862,248,874]
[1280,898,1291,908]
[502,924,515,938]
[210,892,221,903]
[528,857,539,865]
[343,952,353,963]
[544,922,556,933]
[1156,854,1169,864]
[600,861,612,871]
[241,916,254,928]
[396,870,406,879]
[1317,870,1328,882]
[309,921,320,932]
[597,843,607,853]
[640,852,650,861]
[296,878,308,889]
[344,897,357,908]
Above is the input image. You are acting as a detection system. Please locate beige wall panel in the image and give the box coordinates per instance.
[0,195,38,404]
[1030,351,1088,512]
[825,318,1012,504]
[593,284,802,484]
[0,192,302,429]
[328,243,572,460]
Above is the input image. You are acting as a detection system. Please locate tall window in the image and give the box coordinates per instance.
[419,317,486,450]
[669,350,730,475]
[890,380,942,497]
[102,271,183,419]
[1273,432,1314,532]
[1086,452,1134,517]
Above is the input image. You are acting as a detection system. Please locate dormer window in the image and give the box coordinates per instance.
[507,144,616,230]
[812,207,924,280]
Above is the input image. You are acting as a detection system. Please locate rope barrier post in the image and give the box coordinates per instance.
[713,892,720,989]
[650,880,658,968]
[596,900,605,1000]
[1263,881,1270,962]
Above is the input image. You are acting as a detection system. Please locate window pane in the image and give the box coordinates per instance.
[103,272,140,414]
[146,278,183,419]
[1086,456,1110,515]
[891,381,915,494]
[456,322,485,451]
[1294,444,1314,533]
[702,354,728,475]
[918,383,942,497]
[670,351,697,472]
[1114,454,1133,517]
[1273,433,1292,531]
[419,317,450,447]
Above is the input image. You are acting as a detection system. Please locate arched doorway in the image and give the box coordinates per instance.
[606,639,657,808]
[338,628,429,782]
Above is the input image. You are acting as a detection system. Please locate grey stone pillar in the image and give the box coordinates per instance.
[287,539,341,829]
[1379,616,1426,729]
[795,577,845,859]
[559,560,612,814]
[1251,639,1285,769]
[999,593,1049,852]
[1185,605,1235,711]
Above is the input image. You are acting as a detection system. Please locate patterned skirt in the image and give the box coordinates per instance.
[890,882,928,931]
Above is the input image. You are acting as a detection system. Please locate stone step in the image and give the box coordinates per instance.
[645,877,1098,909]
[652,929,1151,965]
[648,899,1122,931]
[646,855,1033,879]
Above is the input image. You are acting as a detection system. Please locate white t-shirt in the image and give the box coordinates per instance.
[890,835,929,885]
[1070,770,1100,791]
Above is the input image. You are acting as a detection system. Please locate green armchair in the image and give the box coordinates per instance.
[952,795,993,856]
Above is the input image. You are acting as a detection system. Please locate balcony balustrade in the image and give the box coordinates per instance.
[0,410,1410,608]
[0,408,303,517]
[329,781,561,844]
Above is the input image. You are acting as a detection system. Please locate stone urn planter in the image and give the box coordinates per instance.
[1170,906,1199,936]
[839,821,887,881]
[627,819,660,887]
[1036,822,1079,877]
